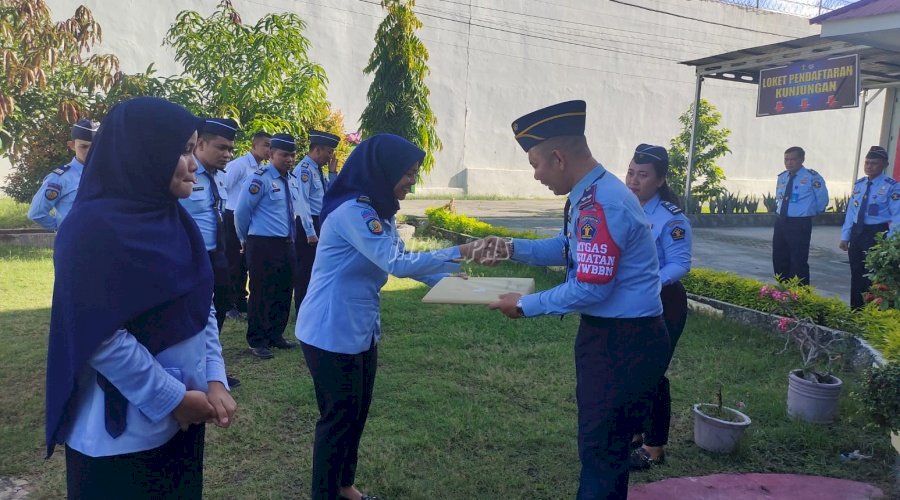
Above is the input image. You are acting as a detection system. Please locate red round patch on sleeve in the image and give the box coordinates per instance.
[575,203,620,284]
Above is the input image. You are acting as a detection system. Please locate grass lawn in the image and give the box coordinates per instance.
[0,242,895,498]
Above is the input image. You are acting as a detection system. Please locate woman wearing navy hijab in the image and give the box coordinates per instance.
[296,134,478,500]
[45,97,236,498]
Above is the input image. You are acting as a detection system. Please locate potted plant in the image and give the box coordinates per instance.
[693,384,751,453]
[760,281,846,424]
[858,363,900,454]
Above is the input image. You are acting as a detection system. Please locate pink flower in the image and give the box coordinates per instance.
[777,317,793,332]
[345,131,362,145]
[759,286,770,298]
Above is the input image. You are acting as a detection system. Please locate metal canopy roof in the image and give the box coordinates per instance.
[681,35,900,88]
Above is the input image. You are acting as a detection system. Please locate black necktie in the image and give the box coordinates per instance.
[856,181,873,227]
[563,198,572,271]
[315,165,327,191]
[281,176,295,241]
[779,173,795,217]
[203,171,226,252]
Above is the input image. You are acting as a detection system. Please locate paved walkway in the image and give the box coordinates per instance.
[400,200,852,303]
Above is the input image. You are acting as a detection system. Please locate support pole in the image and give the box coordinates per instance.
[684,73,703,211]
[851,89,883,186]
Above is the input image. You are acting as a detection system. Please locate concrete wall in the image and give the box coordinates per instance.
[27,0,883,200]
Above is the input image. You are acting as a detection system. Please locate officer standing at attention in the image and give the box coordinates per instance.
[294,130,340,311]
[486,100,671,499]
[234,133,302,359]
[179,118,241,388]
[28,119,98,231]
[773,146,828,286]
[224,131,272,319]
[839,146,900,309]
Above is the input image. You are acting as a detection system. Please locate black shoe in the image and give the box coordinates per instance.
[271,337,299,349]
[249,347,274,359]
[227,375,241,388]
[629,447,665,471]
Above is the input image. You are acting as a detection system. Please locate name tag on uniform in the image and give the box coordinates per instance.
[790,193,799,203]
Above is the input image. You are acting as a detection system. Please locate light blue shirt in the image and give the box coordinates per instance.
[841,174,900,240]
[179,160,228,251]
[27,157,85,231]
[295,155,337,238]
[512,165,663,318]
[296,198,461,354]
[64,305,228,457]
[775,166,828,217]
[643,194,692,286]
[233,165,301,241]
[224,152,259,211]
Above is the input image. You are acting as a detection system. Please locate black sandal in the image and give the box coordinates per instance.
[629,447,665,470]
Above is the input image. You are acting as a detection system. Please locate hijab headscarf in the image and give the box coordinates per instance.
[45,97,211,457]
[320,134,425,222]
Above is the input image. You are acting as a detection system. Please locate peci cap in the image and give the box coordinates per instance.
[511,100,586,152]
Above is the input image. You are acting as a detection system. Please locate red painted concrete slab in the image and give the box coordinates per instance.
[629,473,884,499]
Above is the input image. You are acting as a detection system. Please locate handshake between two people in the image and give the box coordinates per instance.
[457,236,513,266]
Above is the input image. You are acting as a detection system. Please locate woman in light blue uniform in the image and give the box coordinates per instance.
[296,134,468,500]
[624,144,692,470]
[45,97,236,499]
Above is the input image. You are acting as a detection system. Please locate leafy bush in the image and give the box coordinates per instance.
[858,363,900,432]
[682,268,899,362]
[424,206,542,240]
[864,232,900,310]
[831,195,850,214]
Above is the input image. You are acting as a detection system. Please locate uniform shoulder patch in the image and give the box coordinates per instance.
[249,178,263,195]
[44,182,62,200]
[366,217,383,235]
[356,195,372,205]
[253,167,267,176]
[299,168,310,183]
[812,179,822,189]
[891,192,899,201]
[670,226,686,240]
[660,201,683,215]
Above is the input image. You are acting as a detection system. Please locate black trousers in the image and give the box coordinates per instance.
[301,340,378,500]
[65,424,205,500]
[642,282,688,447]
[209,250,230,333]
[245,235,296,348]
[848,223,889,309]
[575,315,670,500]
[224,210,248,313]
[772,216,813,285]
[294,215,322,312]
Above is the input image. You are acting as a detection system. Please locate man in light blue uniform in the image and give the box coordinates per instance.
[179,118,240,388]
[294,130,340,311]
[486,101,670,499]
[234,133,302,359]
[773,146,828,286]
[839,146,900,308]
[28,119,98,231]
[224,131,271,318]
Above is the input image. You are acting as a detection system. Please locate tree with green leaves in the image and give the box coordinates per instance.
[163,0,331,155]
[1,0,118,202]
[360,0,441,174]
[668,98,731,206]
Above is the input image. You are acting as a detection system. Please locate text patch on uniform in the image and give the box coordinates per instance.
[575,204,620,284]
